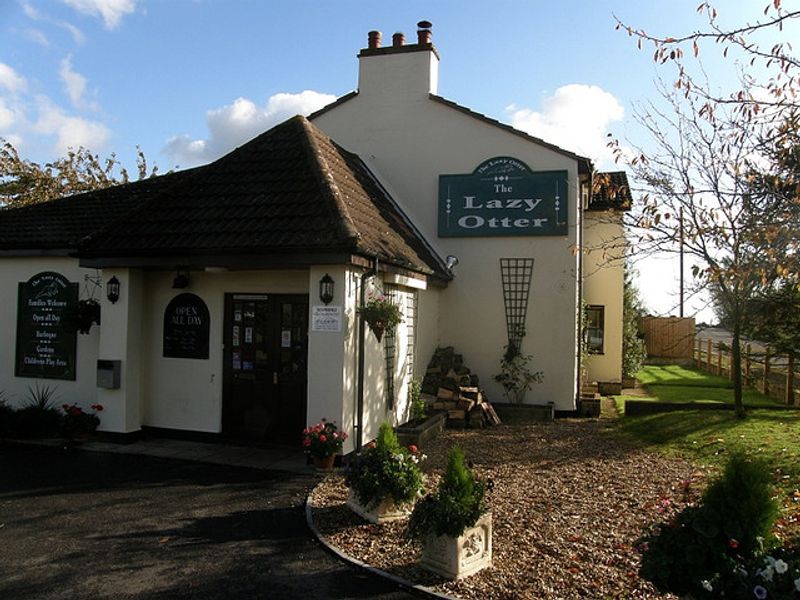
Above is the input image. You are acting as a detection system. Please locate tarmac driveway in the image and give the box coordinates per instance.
[0,445,418,600]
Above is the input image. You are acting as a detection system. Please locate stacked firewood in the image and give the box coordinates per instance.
[421,346,501,428]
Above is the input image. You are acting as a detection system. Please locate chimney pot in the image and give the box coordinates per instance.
[416,20,432,45]
[392,32,405,47]
[367,30,381,49]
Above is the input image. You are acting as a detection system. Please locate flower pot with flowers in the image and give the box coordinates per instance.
[302,419,347,470]
[408,446,492,580]
[61,403,103,442]
[345,422,425,523]
[357,297,403,342]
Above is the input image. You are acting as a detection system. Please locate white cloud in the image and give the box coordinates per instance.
[60,0,136,29]
[22,2,41,20]
[0,63,28,94]
[506,84,625,169]
[33,96,110,153]
[24,28,50,47]
[164,90,336,167]
[59,55,94,109]
[60,22,86,45]
[0,99,17,130]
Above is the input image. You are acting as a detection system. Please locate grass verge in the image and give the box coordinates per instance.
[612,407,800,539]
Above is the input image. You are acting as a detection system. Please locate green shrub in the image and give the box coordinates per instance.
[346,422,425,508]
[639,452,779,597]
[12,384,62,438]
[493,343,543,404]
[408,379,427,423]
[408,446,487,539]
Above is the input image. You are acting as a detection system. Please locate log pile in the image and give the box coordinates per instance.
[421,346,501,428]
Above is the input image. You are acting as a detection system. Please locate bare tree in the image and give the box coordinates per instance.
[610,86,784,417]
[615,2,800,123]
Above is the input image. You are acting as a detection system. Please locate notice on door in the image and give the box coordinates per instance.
[15,271,78,380]
[311,306,342,332]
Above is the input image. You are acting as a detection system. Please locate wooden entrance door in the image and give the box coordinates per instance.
[222,294,308,443]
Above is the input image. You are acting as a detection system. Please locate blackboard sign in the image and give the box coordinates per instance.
[15,271,78,380]
[163,293,210,359]
[439,157,568,237]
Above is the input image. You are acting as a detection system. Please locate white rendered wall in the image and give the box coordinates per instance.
[306,264,352,450]
[96,268,144,433]
[583,214,625,383]
[313,57,581,409]
[141,269,308,433]
[0,257,100,410]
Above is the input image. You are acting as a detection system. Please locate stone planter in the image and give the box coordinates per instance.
[420,512,492,580]
[395,411,446,447]
[346,490,411,524]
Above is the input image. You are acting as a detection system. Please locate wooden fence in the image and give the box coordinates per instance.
[694,339,798,405]
[641,316,695,359]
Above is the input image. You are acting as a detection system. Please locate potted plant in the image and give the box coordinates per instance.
[357,296,403,342]
[345,422,425,523]
[302,419,347,470]
[408,446,492,579]
[61,403,103,442]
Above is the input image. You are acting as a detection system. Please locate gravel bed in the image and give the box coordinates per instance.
[310,419,703,600]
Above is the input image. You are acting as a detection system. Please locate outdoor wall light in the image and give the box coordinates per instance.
[106,276,120,304]
[445,255,459,272]
[319,273,335,305]
[172,269,190,289]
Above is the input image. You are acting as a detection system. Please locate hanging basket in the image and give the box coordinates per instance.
[369,320,386,342]
[358,298,402,343]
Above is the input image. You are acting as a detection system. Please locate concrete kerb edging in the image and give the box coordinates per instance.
[304,480,458,600]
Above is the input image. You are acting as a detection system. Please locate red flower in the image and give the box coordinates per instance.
[408,445,418,454]
[729,539,739,549]
[302,438,311,447]
[319,434,327,443]
[62,404,70,410]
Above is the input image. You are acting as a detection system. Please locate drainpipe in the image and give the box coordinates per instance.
[355,257,378,451]
[576,173,587,412]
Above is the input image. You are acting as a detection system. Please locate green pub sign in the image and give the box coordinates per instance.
[438,157,568,237]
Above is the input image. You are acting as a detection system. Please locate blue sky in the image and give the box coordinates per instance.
[0,1,782,319]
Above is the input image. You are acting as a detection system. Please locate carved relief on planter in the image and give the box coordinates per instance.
[346,491,411,524]
[420,512,492,579]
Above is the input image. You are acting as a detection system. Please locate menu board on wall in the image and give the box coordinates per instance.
[163,293,210,359]
[15,271,78,380]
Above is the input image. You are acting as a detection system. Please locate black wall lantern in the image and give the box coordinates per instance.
[319,274,335,305]
[106,276,120,304]
[172,269,190,289]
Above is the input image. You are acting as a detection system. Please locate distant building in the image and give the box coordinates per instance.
[0,22,629,450]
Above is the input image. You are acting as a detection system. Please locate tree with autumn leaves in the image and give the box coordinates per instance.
[612,2,800,417]
[0,138,158,209]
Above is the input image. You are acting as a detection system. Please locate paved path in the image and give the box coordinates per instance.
[0,444,420,600]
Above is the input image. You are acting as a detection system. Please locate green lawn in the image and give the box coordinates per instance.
[629,365,781,407]
[637,364,733,388]
[611,365,800,536]
[614,409,800,504]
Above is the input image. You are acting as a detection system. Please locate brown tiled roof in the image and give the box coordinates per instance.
[0,170,193,253]
[589,171,633,211]
[79,116,448,278]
